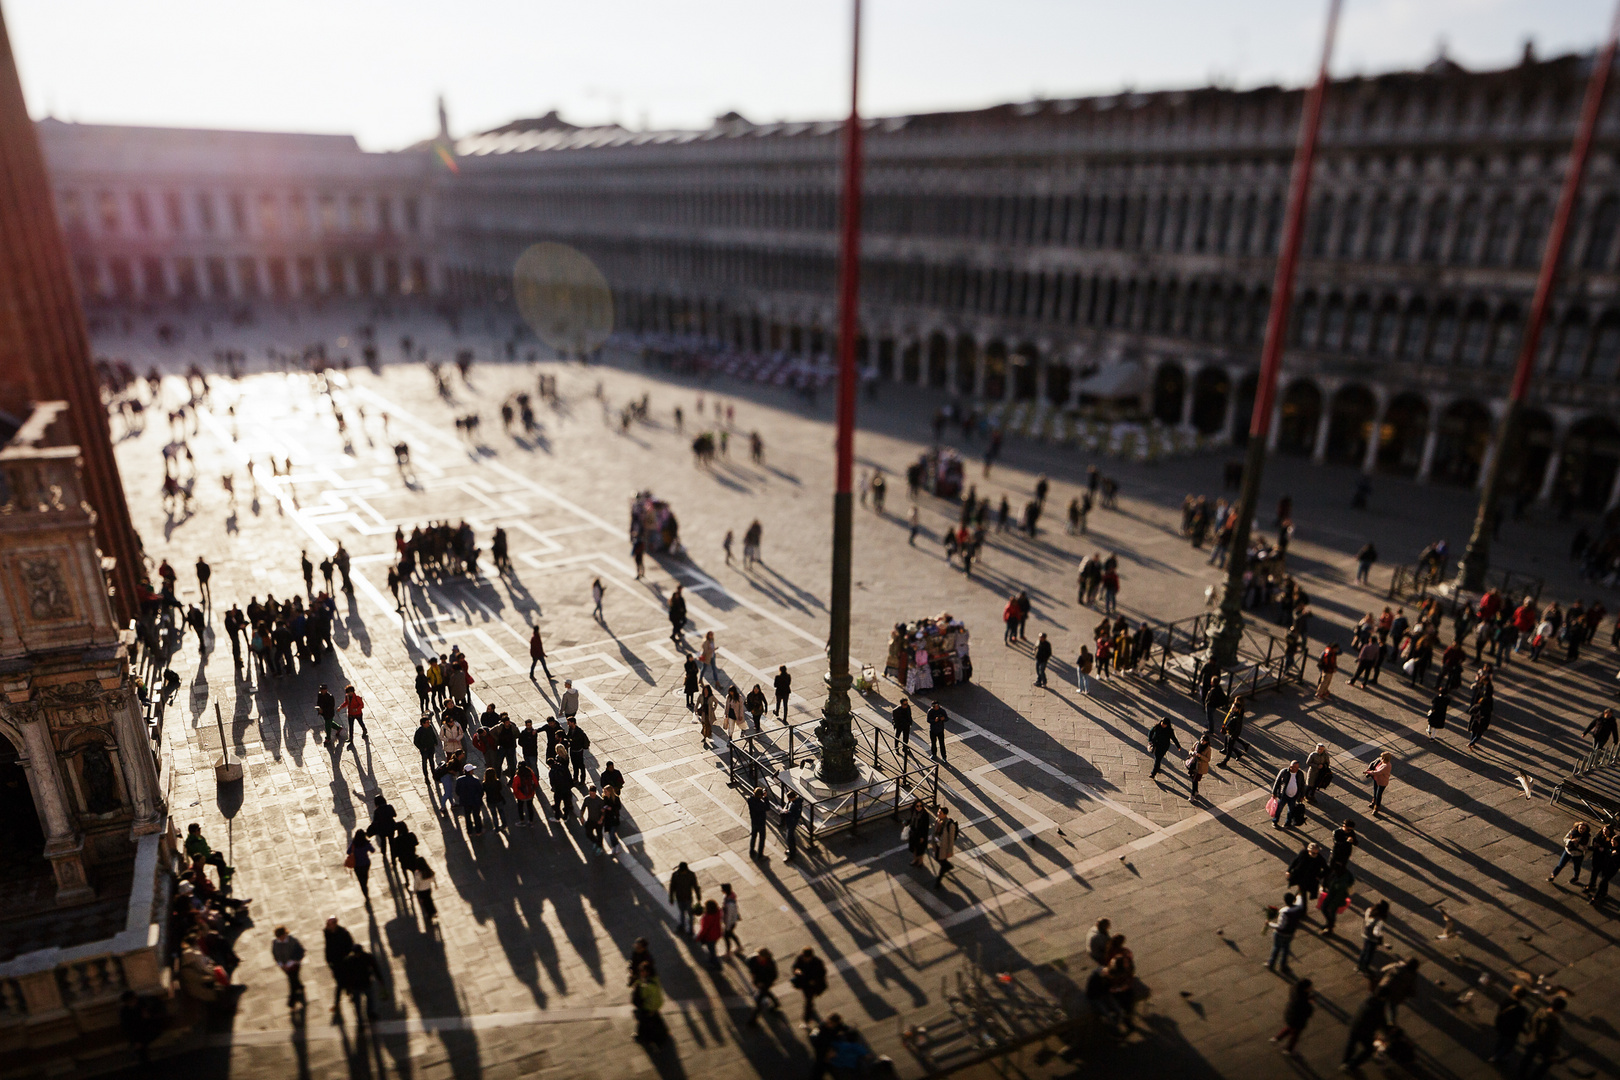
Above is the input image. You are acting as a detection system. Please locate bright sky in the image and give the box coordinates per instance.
[6,0,1614,151]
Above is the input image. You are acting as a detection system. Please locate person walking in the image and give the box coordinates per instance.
[315,684,338,748]
[591,578,605,621]
[548,754,574,821]
[566,718,590,785]
[1303,743,1331,804]
[341,684,368,743]
[697,683,717,743]
[560,679,579,721]
[724,685,746,739]
[455,764,486,835]
[1265,891,1306,972]
[744,684,767,731]
[581,784,604,851]
[345,830,374,901]
[931,805,959,890]
[700,632,719,683]
[668,586,688,642]
[1218,697,1248,765]
[529,625,552,682]
[413,716,439,783]
[720,883,742,957]
[1186,734,1212,801]
[772,665,791,719]
[668,862,701,935]
[1313,643,1340,700]
[1287,842,1328,902]
[601,785,623,854]
[1318,860,1356,936]
[1585,707,1618,750]
[1270,761,1306,829]
[1341,993,1386,1071]
[1467,691,1495,749]
[1075,645,1093,694]
[695,899,723,967]
[322,917,353,1019]
[1364,751,1393,816]
[1487,985,1530,1064]
[1147,717,1182,778]
[1589,824,1619,906]
[483,768,510,833]
[906,800,932,866]
[336,944,380,1025]
[1518,997,1568,1080]
[746,786,770,859]
[366,794,397,864]
[1348,638,1380,688]
[1356,899,1389,972]
[1033,633,1053,687]
[271,926,306,1008]
[630,961,668,1046]
[1547,821,1592,886]
[1425,684,1451,740]
[412,860,438,925]
[1270,978,1314,1056]
[781,791,804,862]
[744,947,780,1025]
[1374,957,1421,1023]
[790,948,828,1030]
[927,700,949,761]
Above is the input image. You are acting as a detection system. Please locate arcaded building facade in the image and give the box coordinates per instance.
[37,50,1620,510]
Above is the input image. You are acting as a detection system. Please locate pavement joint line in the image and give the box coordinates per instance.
[831,785,1271,979]
[681,774,753,830]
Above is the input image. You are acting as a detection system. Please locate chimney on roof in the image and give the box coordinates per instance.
[1521,38,1536,67]
[437,94,451,143]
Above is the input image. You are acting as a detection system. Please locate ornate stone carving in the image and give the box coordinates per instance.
[38,680,107,707]
[18,556,73,620]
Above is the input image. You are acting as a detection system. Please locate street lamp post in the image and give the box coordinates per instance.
[818,0,864,784]
[1207,0,1341,668]
[1454,2,1620,593]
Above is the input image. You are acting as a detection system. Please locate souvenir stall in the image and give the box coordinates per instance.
[883,614,971,692]
[631,491,681,554]
[924,448,965,499]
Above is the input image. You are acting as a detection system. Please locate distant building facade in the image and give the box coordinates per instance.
[38,50,1620,509]
[38,120,442,306]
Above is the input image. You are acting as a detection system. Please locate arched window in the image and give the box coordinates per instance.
[1291,291,1320,348]
[1399,299,1429,361]
[1459,302,1490,366]
[1263,194,1284,254]
[1093,195,1112,248]
[1392,195,1421,260]
[1420,197,1451,262]
[1348,295,1373,352]
[1215,194,1234,254]
[1427,302,1459,363]
[1592,315,1620,381]
[1306,194,1335,258]
[1246,289,1270,345]
[1553,312,1591,377]
[1159,281,1179,333]
[1372,298,1400,356]
[1516,197,1550,267]
[1336,195,1362,259]
[1451,196,1481,264]
[1583,196,1619,270]
[1153,194,1170,250]
[1192,192,1212,252]
[1483,196,1515,265]
[1173,194,1191,251]
[1074,195,1091,247]
[1364,193,1391,260]
[1489,307,1522,368]
[1321,294,1347,351]
[1238,194,1258,254]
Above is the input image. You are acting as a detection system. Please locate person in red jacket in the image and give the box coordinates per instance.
[510,762,539,827]
[342,685,368,742]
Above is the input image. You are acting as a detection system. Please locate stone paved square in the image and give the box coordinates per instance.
[60,307,1620,1080]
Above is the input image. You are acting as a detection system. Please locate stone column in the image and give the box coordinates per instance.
[1220,372,1241,443]
[1310,407,1333,464]
[0,12,143,619]
[1361,393,1388,474]
[972,335,988,400]
[1179,367,1197,428]
[1535,420,1569,502]
[112,688,162,834]
[1265,401,1284,452]
[1416,411,1443,483]
[16,711,92,904]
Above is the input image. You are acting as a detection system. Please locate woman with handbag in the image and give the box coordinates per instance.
[697,683,716,743]
[1303,743,1332,804]
[1317,861,1355,936]
[413,860,438,924]
[1186,734,1212,802]
[345,830,375,900]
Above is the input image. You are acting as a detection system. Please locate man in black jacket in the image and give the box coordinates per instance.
[773,665,792,719]
[891,698,914,752]
[744,947,780,1024]
[1147,717,1182,777]
[926,702,949,761]
[565,719,590,785]
[668,861,700,935]
[413,717,439,782]
[1287,841,1328,901]
[1034,633,1053,687]
[336,944,380,1024]
[791,947,828,1028]
[668,586,688,642]
[747,786,770,858]
[322,917,354,1019]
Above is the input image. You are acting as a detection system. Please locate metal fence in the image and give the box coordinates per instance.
[726,708,941,849]
[1132,612,1308,699]
[1388,564,1544,611]
[1551,743,1620,823]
